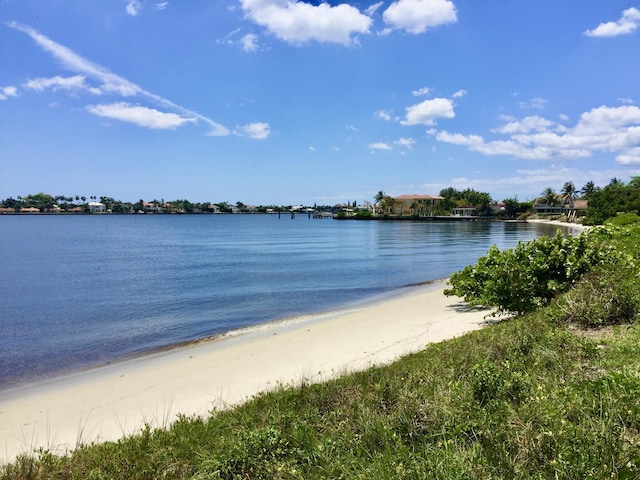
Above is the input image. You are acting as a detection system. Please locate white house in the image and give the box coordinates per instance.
[88,201,106,213]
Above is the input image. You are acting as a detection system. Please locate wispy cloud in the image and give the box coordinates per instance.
[395,137,415,149]
[584,7,640,37]
[234,122,271,139]
[430,105,640,164]
[7,21,230,136]
[412,86,431,96]
[368,142,392,151]
[126,1,142,16]
[87,102,196,129]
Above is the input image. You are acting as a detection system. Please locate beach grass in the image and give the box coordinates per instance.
[2,223,640,479]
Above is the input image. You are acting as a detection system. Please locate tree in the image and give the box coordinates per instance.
[542,187,558,207]
[581,181,598,199]
[561,182,577,208]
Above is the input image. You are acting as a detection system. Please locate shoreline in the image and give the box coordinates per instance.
[525,218,589,233]
[0,280,492,463]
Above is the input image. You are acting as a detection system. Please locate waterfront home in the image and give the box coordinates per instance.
[88,201,106,213]
[533,196,588,218]
[451,205,477,216]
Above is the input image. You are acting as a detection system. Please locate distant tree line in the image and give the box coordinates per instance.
[0,193,339,214]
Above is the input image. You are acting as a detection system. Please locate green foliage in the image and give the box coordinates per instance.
[606,212,640,226]
[550,264,640,328]
[355,209,372,218]
[584,177,640,224]
[444,229,617,315]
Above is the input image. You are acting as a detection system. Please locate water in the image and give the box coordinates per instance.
[0,215,567,390]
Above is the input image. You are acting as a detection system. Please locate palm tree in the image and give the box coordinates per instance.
[609,177,622,186]
[581,181,597,199]
[374,191,386,215]
[561,181,577,208]
[542,187,558,207]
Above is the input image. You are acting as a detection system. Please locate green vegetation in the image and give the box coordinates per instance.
[584,177,640,225]
[444,228,625,316]
[3,222,640,479]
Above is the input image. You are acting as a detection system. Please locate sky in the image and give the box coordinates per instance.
[2,0,640,206]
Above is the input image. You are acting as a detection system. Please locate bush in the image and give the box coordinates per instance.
[445,230,619,316]
[550,264,640,328]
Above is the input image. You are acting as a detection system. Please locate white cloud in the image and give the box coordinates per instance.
[395,137,415,149]
[87,102,196,129]
[383,0,457,34]
[240,0,372,46]
[491,115,555,134]
[24,75,95,93]
[155,2,169,10]
[375,109,392,121]
[584,7,640,37]
[235,122,271,139]
[618,97,635,105]
[0,85,19,100]
[617,147,640,165]
[412,86,431,96]
[519,97,547,110]
[126,0,142,16]
[452,89,467,98]
[401,97,454,126]
[241,33,259,52]
[9,22,231,136]
[365,2,384,16]
[369,142,392,150]
[431,105,640,163]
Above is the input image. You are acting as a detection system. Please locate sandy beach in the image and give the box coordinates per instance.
[0,281,491,463]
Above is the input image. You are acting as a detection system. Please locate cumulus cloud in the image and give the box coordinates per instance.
[401,97,455,126]
[235,122,271,139]
[0,85,19,100]
[239,0,371,45]
[383,0,457,34]
[584,7,640,37]
[8,21,231,136]
[87,102,196,129]
[430,105,640,164]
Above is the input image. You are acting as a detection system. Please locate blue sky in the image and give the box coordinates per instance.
[2,1,640,205]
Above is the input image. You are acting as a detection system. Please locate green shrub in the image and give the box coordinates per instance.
[606,212,640,227]
[445,230,618,316]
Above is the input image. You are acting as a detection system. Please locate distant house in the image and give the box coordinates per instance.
[19,207,40,213]
[533,195,588,218]
[88,201,106,213]
[451,205,477,216]
[376,194,443,216]
[0,207,15,214]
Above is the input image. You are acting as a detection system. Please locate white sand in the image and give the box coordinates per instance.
[0,281,491,462]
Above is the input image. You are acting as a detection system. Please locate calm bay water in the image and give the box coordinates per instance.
[0,215,567,390]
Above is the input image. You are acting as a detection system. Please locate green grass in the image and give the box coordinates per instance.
[3,224,640,479]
